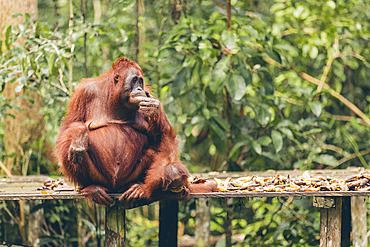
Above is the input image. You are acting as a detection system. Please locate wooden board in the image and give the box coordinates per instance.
[189,191,370,198]
[2,190,370,201]
[1,168,370,202]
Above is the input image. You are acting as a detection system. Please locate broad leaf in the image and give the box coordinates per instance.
[308,101,322,117]
[271,130,283,153]
[312,154,339,167]
[210,56,231,93]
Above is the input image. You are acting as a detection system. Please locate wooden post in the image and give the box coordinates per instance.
[77,202,83,247]
[351,196,367,247]
[27,200,43,246]
[341,197,351,246]
[105,202,126,247]
[314,197,351,247]
[159,200,178,247]
[195,198,211,247]
[225,198,233,247]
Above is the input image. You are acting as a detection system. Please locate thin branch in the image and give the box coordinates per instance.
[263,57,370,126]
[58,68,69,96]
[318,45,369,93]
[68,0,74,95]
[338,148,370,166]
[3,203,18,223]
[278,197,314,226]
[317,39,339,92]
[81,0,87,77]
[329,114,367,125]
[264,197,287,230]
[226,0,231,30]
[51,82,69,95]
[136,0,145,63]
[0,160,12,176]
[317,56,335,92]
[321,144,344,155]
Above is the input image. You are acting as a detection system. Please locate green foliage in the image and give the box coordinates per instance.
[178,198,319,246]
[1,0,369,173]
[152,0,369,171]
[0,0,369,246]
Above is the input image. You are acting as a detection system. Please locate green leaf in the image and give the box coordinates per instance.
[210,56,231,93]
[234,74,246,101]
[309,46,319,59]
[5,25,12,50]
[198,40,213,60]
[82,219,96,232]
[312,154,338,167]
[237,57,252,84]
[256,105,271,127]
[279,128,294,139]
[178,114,187,124]
[211,132,226,154]
[211,114,230,131]
[184,125,194,137]
[271,130,283,153]
[227,74,246,101]
[200,48,212,60]
[228,140,248,160]
[221,30,236,50]
[209,144,217,156]
[171,68,187,96]
[202,108,211,120]
[48,54,55,76]
[257,136,272,146]
[308,101,322,117]
[274,44,298,57]
[210,119,227,141]
[252,141,262,154]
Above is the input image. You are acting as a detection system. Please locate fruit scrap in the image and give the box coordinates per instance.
[209,172,370,193]
[37,178,75,191]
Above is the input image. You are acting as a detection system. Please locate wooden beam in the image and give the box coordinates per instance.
[159,200,178,247]
[225,198,233,247]
[341,197,351,246]
[105,202,126,247]
[190,191,370,199]
[351,197,367,247]
[4,191,370,201]
[315,197,351,247]
[195,198,211,246]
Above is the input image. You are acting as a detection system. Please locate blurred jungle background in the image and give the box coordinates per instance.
[0,0,369,246]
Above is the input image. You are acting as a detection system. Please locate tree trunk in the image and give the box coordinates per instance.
[136,0,145,64]
[0,1,44,245]
[0,0,54,176]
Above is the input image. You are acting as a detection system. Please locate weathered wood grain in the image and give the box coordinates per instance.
[320,197,342,247]
[1,169,370,205]
[159,200,178,247]
[105,203,126,246]
[351,197,368,247]
[189,191,370,198]
[2,190,370,202]
[195,198,211,247]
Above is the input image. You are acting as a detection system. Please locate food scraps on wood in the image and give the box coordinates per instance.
[189,171,370,193]
[37,178,75,191]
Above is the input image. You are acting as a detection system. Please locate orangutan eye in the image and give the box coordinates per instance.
[139,78,143,88]
[114,75,119,83]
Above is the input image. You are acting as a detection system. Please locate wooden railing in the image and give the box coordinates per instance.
[0,168,369,247]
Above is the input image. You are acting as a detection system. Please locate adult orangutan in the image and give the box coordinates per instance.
[55,57,216,205]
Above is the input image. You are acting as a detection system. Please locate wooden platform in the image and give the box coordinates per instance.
[0,167,369,201]
[2,190,370,201]
[0,168,369,247]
